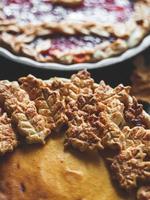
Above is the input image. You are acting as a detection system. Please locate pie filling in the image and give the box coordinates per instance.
[3,0,133,24]
[35,35,115,60]
[1,0,149,64]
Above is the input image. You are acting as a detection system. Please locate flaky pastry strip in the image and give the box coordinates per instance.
[0,108,17,154]
[0,80,49,144]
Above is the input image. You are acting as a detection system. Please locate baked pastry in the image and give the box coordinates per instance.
[0,80,50,144]
[0,108,17,155]
[0,136,124,200]
[0,0,150,64]
[111,126,150,190]
[0,71,149,200]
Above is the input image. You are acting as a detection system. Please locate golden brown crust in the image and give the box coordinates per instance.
[0,81,50,144]
[19,71,94,133]
[65,94,104,151]
[19,75,68,132]
[62,72,150,192]
[0,108,17,154]
[0,71,149,199]
[111,145,150,190]
[111,127,150,190]
[124,97,148,128]
[65,80,150,152]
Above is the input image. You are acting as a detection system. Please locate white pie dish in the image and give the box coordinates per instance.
[0,34,150,71]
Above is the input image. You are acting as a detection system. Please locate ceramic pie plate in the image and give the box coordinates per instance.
[0,34,150,71]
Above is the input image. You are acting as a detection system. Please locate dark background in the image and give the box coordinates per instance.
[0,47,149,87]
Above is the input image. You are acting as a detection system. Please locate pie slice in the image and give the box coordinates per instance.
[0,0,149,64]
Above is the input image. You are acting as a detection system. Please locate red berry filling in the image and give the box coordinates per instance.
[40,35,114,60]
[3,0,133,23]
[2,0,133,62]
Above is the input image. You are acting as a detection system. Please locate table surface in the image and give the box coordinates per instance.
[0,47,149,87]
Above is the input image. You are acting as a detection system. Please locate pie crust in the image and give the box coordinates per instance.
[0,0,150,64]
[0,71,149,199]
